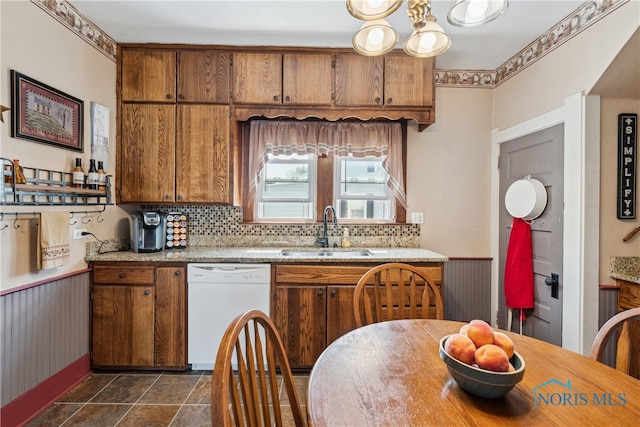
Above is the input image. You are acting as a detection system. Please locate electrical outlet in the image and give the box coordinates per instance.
[411,212,424,224]
[73,229,87,239]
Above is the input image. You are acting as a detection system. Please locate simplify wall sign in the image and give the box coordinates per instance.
[618,113,637,220]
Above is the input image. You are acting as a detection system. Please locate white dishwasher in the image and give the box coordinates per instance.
[187,263,271,370]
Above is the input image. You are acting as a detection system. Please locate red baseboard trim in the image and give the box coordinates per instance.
[1,354,91,427]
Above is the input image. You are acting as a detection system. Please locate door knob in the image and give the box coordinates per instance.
[545,273,559,299]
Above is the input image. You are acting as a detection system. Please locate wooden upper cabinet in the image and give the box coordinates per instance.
[334,54,383,106]
[177,50,230,103]
[119,103,176,203]
[121,49,177,102]
[176,105,231,203]
[283,53,333,105]
[383,55,434,107]
[232,52,283,104]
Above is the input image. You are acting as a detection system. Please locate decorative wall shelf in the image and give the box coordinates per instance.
[1,158,112,207]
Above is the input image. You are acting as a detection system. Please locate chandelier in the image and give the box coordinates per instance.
[347,0,509,57]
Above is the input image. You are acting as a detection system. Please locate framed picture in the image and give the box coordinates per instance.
[10,70,84,152]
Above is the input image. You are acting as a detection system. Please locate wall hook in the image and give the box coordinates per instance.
[97,209,104,223]
[81,212,91,224]
[69,212,77,225]
[0,213,7,231]
[13,216,20,229]
[30,212,38,226]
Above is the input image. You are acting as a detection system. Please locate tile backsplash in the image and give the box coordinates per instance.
[141,205,420,248]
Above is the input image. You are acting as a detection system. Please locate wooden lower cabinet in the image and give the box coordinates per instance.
[90,263,187,369]
[272,263,442,369]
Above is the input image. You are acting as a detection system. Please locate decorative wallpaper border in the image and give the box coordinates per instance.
[32,0,628,85]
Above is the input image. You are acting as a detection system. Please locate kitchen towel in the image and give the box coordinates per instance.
[38,212,70,270]
[504,217,534,310]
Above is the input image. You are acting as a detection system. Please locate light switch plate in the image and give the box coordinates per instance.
[411,212,424,224]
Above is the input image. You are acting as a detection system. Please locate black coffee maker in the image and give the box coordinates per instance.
[129,211,166,252]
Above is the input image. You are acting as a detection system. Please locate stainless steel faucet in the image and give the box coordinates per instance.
[316,205,338,247]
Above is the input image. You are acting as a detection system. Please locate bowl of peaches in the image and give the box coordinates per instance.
[439,319,525,398]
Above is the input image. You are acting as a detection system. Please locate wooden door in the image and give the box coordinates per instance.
[177,50,230,103]
[283,53,333,105]
[176,105,231,203]
[498,124,564,346]
[119,103,176,203]
[334,54,383,106]
[121,49,176,102]
[273,286,326,368]
[231,52,282,104]
[384,56,434,107]
[326,286,357,345]
[91,285,155,367]
[155,266,186,367]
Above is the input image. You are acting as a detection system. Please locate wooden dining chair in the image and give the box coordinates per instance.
[353,262,444,327]
[211,309,306,427]
[589,307,640,379]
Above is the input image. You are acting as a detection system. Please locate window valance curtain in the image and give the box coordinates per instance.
[248,120,406,207]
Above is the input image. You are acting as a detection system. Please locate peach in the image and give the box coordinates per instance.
[493,331,515,359]
[466,319,495,348]
[475,344,510,372]
[445,333,476,365]
[459,324,469,335]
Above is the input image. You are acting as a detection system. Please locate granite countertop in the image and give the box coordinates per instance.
[85,247,448,263]
[610,256,640,285]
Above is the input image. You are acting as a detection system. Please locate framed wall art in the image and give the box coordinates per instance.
[10,70,84,152]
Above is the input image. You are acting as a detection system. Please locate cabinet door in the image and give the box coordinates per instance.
[334,54,383,106]
[121,49,176,102]
[283,53,333,105]
[92,285,155,367]
[326,286,358,345]
[384,56,434,107]
[155,266,186,368]
[119,103,176,203]
[177,50,230,103]
[273,286,326,368]
[232,52,282,104]
[176,105,231,203]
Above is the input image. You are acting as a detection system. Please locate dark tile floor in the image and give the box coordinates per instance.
[25,370,309,426]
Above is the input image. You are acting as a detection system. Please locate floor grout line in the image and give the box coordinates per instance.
[59,372,122,427]
[113,372,162,426]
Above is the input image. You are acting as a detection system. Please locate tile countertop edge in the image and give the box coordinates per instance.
[610,256,640,285]
[85,247,449,263]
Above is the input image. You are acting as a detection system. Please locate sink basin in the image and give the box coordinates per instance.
[280,249,373,258]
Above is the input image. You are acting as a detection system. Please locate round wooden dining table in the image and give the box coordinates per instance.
[307,319,640,426]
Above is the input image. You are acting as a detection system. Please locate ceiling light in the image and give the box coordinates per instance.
[347,0,508,57]
[347,0,404,20]
[353,19,399,56]
[447,0,509,27]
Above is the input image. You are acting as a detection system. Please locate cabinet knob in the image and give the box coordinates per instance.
[317,290,323,297]
[166,94,172,99]
[174,270,181,276]
[165,194,171,199]
[387,97,393,104]
[178,94,184,99]
[273,95,279,101]
[285,95,290,102]
[375,97,381,104]
[144,289,150,296]
[331,290,337,297]
[118,273,125,279]
[177,195,183,200]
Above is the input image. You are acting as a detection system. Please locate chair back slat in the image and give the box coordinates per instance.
[590,307,640,379]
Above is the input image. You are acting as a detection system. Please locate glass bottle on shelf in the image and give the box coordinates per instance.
[87,158,99,190]
[4,164,13,184]
[13,159,26,184]
[97,161,106,191]
[72,158,84,188]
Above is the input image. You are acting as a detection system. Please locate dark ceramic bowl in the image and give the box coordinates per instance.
[439,334,525,398]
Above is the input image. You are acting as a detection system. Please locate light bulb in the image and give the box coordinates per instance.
[367,0,385,8]
[368,27,384,46]
[467,0,489,18]
[419,33,436,50]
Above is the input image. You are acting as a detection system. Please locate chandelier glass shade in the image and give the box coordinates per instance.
[346,0,509,57]
[447,0,509,27]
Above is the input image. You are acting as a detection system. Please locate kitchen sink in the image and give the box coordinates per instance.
[280,249,373,258]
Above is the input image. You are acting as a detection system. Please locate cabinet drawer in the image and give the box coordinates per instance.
[618,281,640,310]
[275,265,373,284]
[93,266,155,284]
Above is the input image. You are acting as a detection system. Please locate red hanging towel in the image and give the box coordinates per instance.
[504,218,534,310]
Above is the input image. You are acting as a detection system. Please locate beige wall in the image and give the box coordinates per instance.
[599,98,640,284]
[407,87,494,257]
[0,1,127,290]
